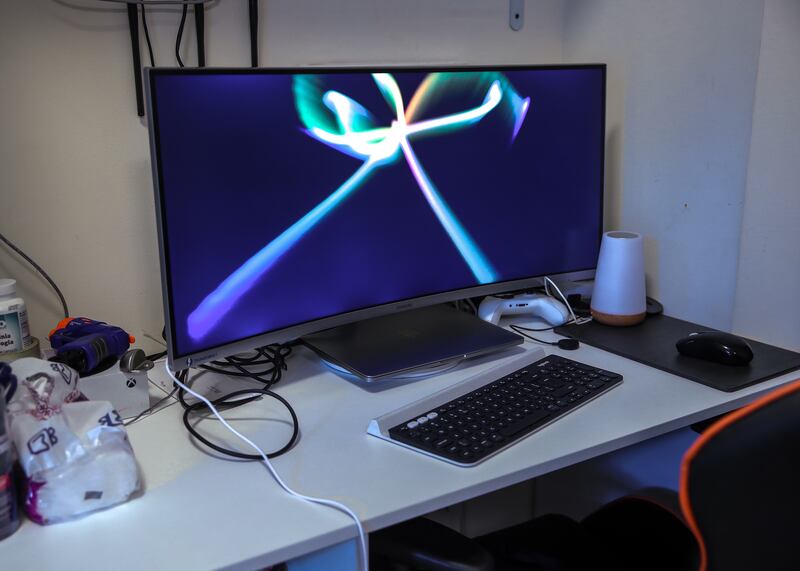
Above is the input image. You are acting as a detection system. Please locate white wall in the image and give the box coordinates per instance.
[3,1,798,354]
[732,0,800,350]
[562,0,765,332]
[0,0,564,353]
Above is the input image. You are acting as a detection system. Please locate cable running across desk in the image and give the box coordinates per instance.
[166,365,369,571]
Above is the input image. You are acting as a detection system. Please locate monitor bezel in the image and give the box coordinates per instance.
[145,63,606,370]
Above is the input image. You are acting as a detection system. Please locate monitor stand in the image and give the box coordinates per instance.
[301,304,523,382]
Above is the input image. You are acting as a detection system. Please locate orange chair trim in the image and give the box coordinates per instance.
[679,378,800,571]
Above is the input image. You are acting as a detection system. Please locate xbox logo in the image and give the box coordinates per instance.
[126,378,137,388]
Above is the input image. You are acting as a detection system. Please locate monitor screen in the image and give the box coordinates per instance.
[147,65,605,367]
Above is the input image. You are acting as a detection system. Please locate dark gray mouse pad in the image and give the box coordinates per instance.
[555,314,800,392]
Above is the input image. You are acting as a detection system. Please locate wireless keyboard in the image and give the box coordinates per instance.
[380,354,623,465]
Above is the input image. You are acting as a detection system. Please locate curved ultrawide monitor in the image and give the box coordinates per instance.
[147,65,606,369]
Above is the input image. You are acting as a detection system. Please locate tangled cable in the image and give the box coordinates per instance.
[176,342,300,459]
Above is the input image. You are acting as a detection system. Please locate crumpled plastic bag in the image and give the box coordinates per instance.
[6,358,141,524]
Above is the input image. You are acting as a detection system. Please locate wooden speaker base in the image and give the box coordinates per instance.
[590,309,646,326]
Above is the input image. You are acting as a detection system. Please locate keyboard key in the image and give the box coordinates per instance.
[553,385,576,398]
[500,410,550,438]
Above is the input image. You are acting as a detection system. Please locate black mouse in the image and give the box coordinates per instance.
[676,331,754,366]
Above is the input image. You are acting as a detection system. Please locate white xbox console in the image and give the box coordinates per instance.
[478,293,570,326]
[78,360,150,419]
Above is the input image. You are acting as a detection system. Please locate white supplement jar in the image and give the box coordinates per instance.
[0,279,32,354]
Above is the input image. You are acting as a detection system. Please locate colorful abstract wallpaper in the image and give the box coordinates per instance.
[152,67,605,357]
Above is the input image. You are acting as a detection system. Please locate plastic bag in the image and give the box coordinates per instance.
[6,358,141,524]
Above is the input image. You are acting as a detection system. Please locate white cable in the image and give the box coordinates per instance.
[166,366,368,571]
[543,276,579,325]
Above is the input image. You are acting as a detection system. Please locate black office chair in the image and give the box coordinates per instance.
[370,516,495,571]
[475,378,800,571]
[677,378,800,571]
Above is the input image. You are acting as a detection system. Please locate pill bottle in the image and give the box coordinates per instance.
[0,279,31,354]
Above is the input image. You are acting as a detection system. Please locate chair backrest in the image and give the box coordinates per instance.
[680,379,800,571]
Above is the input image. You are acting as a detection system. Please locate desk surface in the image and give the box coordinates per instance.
[3,319,798,570]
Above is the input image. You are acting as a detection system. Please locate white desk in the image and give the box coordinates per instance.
[2,322,798,570]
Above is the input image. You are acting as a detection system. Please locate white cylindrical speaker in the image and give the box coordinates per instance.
[590,231,646,326]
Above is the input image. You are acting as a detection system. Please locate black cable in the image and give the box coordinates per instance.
[510,324,579,350]
[202,344,292,387]
[182,388,299,459]
[177,343,299,459]
[0,231,69,318]
[124,385,177,425]
[175,2,188,67]
[510,324,558,345]
[141,3,155,67]
[510,323,560,333]
[126,2,145,116]
[176,345,293,403]
[145,349,167,361]
[212,345,289,367]
[194,2,205,67]
[248,0,258,67]
[176,368,192,408]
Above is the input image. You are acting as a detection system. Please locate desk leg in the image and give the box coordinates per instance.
[286,537,361,571]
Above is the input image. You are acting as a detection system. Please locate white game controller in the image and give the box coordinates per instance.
[478,293,571,326]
